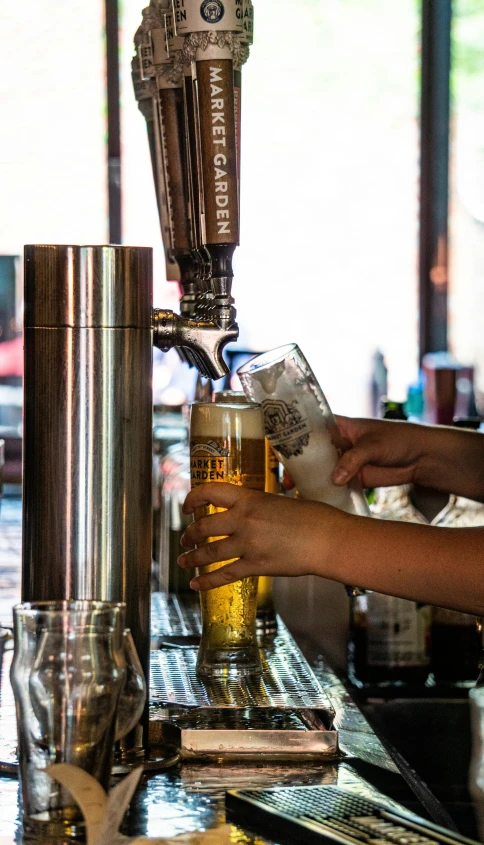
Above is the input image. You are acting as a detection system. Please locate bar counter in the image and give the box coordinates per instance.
[0,499,459,842]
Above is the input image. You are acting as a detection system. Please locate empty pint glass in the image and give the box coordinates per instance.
[190,402,265,677]
[11,601,125,841]
[238,344,371,517]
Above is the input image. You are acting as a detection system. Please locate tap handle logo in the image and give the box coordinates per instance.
[200,0,225,23]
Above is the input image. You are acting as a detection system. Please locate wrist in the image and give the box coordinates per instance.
[412,423,448,487]
[310,504,354,581]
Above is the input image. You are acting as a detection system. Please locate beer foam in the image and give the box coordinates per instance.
[191,402,265,441]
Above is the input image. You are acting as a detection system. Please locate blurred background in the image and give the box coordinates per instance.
[0,0,483,419]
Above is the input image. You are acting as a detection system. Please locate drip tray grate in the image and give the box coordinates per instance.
[151,594,335,713]
[150,645,334,712]
[151,593,202,642]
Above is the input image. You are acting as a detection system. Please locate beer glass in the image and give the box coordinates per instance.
[190,402,265,677]
[238,343,371,517]
[212,391,278,635]
[11,601,125,841]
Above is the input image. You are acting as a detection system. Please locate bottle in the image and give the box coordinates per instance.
[161,463,193,594]
[430,417,483,683]
[369,350,388,418]
[152,407,189,580]
[350,400,432,685]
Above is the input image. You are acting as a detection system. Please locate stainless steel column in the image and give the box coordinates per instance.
[22,245,153,731]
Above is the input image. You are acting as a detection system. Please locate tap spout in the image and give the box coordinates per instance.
[153,309,238,380]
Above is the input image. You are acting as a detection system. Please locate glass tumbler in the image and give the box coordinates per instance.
[190,402,266,677]
[238,343,371,517]
[10,601,126,842]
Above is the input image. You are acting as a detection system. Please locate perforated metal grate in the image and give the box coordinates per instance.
[151,592,202,639]
[150,645,334,711]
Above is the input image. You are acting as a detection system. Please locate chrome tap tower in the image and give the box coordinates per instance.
[22,245,153,698]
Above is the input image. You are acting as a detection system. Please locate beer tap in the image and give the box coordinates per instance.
[165,7,213,318]
[175,0,243,338]
[133,6,199,369]
[133,5,243,379]
[147,2,206,371]
[132,11,179,283]
[150,2,200,323]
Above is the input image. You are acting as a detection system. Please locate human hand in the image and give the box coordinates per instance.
[178,483,345,590]
[331,416,427,489]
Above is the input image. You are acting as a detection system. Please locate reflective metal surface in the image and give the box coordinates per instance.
[153,308,238,380]
[24,244,153,328]
[150,711,338,761]
[151,642,334,711]
[152,592,202,642]
[151,595,334,708]
[22,246,153,709]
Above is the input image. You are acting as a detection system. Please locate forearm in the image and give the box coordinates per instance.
[180,483,484,609]
[322,513,484,615]
[415,425,484,501]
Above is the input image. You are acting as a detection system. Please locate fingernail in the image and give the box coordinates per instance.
[333,469,349,485]
[190,578,200,590]
[178,554,187,567]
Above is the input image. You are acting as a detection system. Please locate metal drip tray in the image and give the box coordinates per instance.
[150,708,338,760]
[149,594,339,760]
[151,646,334,711]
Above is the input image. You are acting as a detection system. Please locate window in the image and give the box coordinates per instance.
[449,0,484,408]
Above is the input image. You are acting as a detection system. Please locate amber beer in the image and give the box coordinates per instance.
[212,391,277,630]
[190,402,265,677]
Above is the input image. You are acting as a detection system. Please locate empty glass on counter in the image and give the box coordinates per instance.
[11,601,126,841]
[238,343,371,517]
[190,402,266,677]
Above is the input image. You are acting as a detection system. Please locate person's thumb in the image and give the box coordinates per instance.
[332,442,374,485]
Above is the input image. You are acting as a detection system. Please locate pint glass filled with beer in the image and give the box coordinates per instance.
[190,403,265,677]
[212,391,278,636]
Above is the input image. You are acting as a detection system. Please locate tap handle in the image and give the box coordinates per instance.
[158,83,193,254]
[194,58,239,248]
[183,71,203,251]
